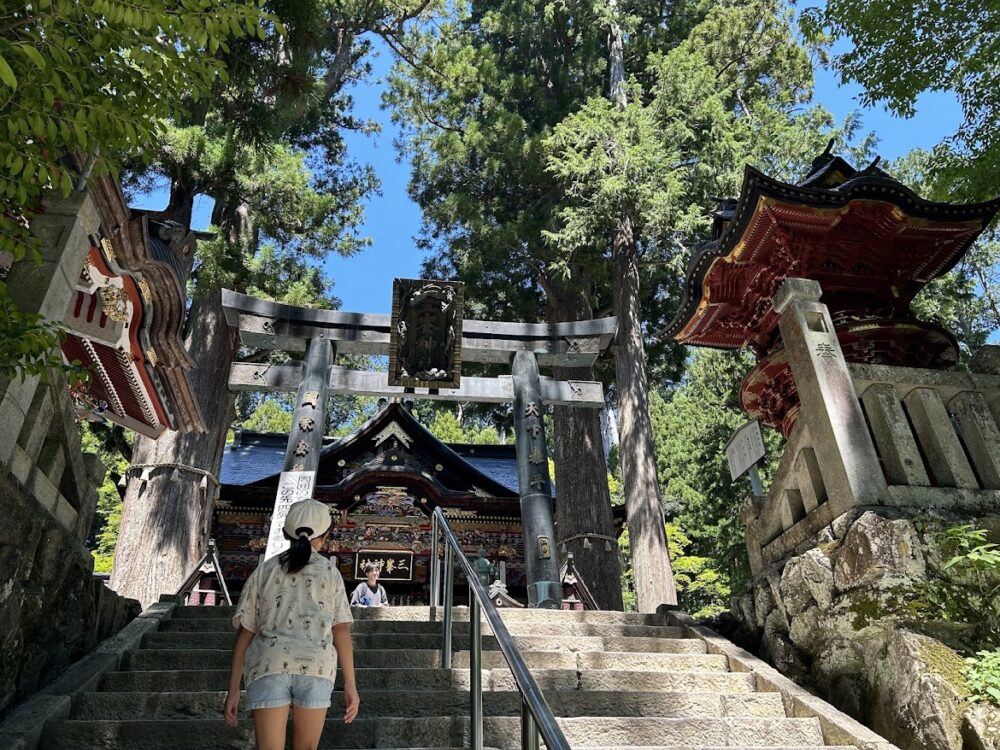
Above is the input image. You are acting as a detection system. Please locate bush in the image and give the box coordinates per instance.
[921,522,1000,645]
[965,649,1000,705]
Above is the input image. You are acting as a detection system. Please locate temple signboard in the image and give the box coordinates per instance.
[354,550,414,581]
[389,278,464,389]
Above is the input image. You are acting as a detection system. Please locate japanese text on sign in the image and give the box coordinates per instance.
[725,420,766,481]
[264,471,317,560]
[354,550,414,581]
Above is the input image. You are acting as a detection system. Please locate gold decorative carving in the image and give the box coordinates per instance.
[99,285,129,321]
[100,237,117,262]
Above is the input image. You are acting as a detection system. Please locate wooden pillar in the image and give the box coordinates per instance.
[511,350,561,608]
[263,337,334,559]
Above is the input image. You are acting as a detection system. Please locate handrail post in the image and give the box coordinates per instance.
[521,698,539,750]
[470,594,483,750]
[442,541,454,669]
[433,507,572,750]
[430,511,440,608]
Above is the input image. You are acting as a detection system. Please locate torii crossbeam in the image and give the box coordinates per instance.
[221,285,617,608]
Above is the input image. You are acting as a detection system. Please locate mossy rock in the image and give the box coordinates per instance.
[917,637,971,698]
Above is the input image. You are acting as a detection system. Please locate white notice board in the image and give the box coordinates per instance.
[264,471,317,560]
[725,420,765,481]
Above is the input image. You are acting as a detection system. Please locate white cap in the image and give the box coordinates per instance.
[283,499,332,540]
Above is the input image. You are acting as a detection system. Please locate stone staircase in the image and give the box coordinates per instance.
[40,605,862,749]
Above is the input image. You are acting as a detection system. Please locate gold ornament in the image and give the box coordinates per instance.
[99,286,129,322]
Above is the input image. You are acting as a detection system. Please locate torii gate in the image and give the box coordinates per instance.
[221,282,616,608]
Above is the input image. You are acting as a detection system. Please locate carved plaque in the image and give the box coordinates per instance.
[388,278,464,388]
[354,550,414,581]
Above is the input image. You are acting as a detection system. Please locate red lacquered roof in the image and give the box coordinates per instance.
[663,163,1000,354]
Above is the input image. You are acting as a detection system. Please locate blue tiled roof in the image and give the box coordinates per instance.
[219,432,523,494]
[448,447,519,494]
[218,432,286,486]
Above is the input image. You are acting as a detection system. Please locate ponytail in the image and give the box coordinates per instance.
[279,528,314,574]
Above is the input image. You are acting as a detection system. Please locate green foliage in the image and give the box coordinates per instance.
[0,293,82,382]
[920,523,1000,645]
[800,0,1000,201]
[666,524,731,619]
[79,422,130,573]
[426,410,467,443]
[650,349,783,590]
[425,408,510,444]
[965,650,1000,706]
[619,523,729,618]
[542,0,872,300]
[0,0,268,378]
[242,397,293,433]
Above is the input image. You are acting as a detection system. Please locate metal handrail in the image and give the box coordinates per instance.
[430,507,571,750]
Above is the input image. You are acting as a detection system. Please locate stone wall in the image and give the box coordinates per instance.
[733,506,1000,750]
[0,468,140,716]
[0,189,140,717]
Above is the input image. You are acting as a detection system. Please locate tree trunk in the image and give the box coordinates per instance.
[604,6,676,612]
[612,215,677,612]
[109,287,239,607]
[547,285,624,611]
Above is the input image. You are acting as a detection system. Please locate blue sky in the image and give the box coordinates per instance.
[133,37,964,316]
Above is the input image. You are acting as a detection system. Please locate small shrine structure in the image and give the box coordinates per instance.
[220,281,616,607]
[213,401,527,602]
[663,147,1000,572]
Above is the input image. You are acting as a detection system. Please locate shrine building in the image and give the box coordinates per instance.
[213,402,528,603]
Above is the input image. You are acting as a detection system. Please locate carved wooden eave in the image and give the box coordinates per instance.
[60,170,206,435]
[660,162,1000,352]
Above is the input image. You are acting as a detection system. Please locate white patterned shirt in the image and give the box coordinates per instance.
[233,552,353,686]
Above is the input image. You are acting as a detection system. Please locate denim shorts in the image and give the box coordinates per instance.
[245,673,334,710]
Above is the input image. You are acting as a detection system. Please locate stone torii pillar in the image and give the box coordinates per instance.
[263,337,335,559]
[511,350,562,608]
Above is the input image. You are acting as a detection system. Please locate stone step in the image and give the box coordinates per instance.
[42,716,825,749]
[577,651,729,671]
[158,617,686,639]
[172,605,669,626]
[123,647,728,673]
[490,669,757,694]
[575,669,755,693]
[101,667,757,694]
[141,630,706,654]
[71,689,784,721]
[123,648,577,672]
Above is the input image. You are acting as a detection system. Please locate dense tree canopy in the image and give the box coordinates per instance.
[0,0,268,379]
[801,0,1000,201]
